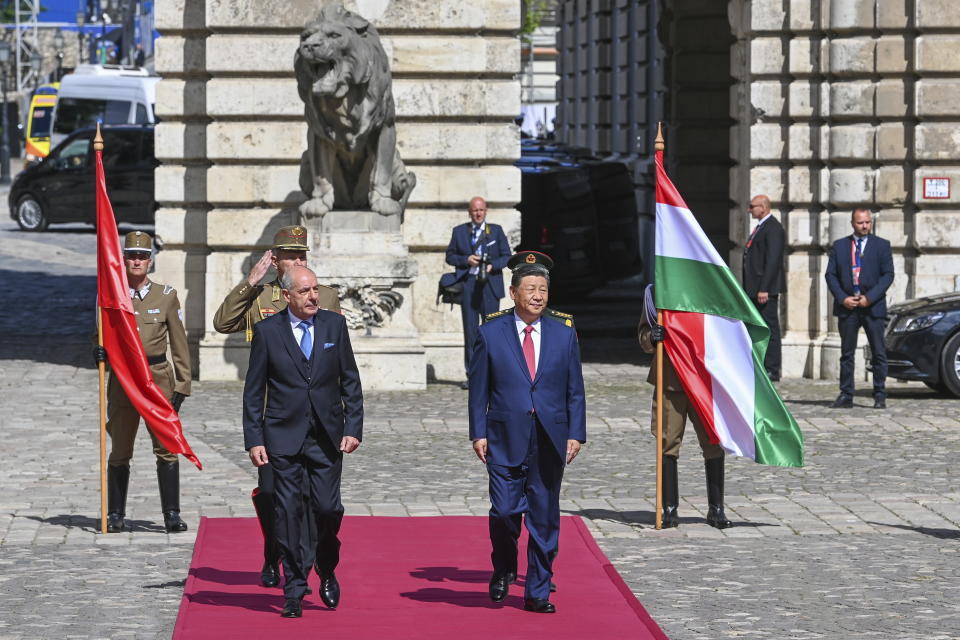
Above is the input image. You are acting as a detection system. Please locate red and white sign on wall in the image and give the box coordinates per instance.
[923,177,951,199]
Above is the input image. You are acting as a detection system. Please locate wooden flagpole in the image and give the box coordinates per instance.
[654,122,665,531]
[95,124,108,534]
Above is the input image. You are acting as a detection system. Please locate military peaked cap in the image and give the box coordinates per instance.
[273,225,309,251]
[507,250,554,271]
[123,230,153,253]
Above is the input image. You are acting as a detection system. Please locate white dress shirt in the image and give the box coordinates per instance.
[514,312,542,370]
[288,309,315,350]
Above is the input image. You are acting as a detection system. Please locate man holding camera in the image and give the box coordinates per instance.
[445,196,512,389]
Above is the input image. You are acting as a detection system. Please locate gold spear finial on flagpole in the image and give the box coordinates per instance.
[94,122,104,152]
[654,120,664,530]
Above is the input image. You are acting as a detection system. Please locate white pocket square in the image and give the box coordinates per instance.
[323,342,335,350]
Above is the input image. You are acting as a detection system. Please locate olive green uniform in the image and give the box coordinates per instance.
[212,278,340,340]
[107,280,192,466]
[638,317,723,460]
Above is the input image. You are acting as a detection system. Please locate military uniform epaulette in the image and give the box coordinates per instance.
[483,307,576,328]
[162,284,175,295]
[484,308,511,322]
[545,308,575,328]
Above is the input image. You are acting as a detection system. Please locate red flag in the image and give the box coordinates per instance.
[95,128,201,470]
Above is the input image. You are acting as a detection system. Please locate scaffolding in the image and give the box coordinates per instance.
[13,0,40,94]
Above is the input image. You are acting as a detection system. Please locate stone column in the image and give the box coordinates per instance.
[154,0,521,388]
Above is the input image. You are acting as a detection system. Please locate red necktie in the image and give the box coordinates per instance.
[523,325,536,380]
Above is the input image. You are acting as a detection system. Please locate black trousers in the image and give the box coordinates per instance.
[461,275,500,373]
[838,311,887,398]
[270,428,344,600]
[257,465,318,572]
[753,295,781,379]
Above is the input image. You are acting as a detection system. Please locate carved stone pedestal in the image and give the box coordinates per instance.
[308,210,426,390]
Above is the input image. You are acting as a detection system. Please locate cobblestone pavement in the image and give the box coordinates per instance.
[1,215,959,639]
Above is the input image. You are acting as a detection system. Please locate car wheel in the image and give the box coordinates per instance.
[939,332,960,397]
[15,195,48,231]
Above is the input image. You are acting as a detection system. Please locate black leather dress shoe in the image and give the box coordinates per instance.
[706,505,733,529]
[320,573,340,609]
[830,394,853,409]
[163,511,188,533]
[280,598,302,618]
[260,561,279,588]
[488,573,510,603]
[523,598,556,613]
[873,396,886,409]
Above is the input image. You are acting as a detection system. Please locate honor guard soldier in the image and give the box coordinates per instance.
[638,294,732,530]
[484,251,576,330]
[98,231,193,533]
[213,225,341,590]
[213,225,340,339]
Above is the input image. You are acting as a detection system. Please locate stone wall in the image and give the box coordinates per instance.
[153,0,521,385]
[732,0,960,379]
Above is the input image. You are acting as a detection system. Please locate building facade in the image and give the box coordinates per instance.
[557,0,960,379]
[154,0,521,387]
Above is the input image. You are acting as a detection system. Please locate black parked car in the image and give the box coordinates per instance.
[867,292,960,396]
[9,124,156,231]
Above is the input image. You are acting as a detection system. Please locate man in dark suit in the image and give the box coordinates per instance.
[742,194,786,381]
[468,252,586,614]
[243,266,363,618]
[825,208,894,409]
[446,196,512,388]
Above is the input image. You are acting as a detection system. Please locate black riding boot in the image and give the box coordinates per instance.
[252,488,281,588]
[705,456,732,529]
[157,460,188,532]
[661,455,680,528]
[107,464,130,533]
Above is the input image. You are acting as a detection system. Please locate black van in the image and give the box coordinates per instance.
[9,124,156,231]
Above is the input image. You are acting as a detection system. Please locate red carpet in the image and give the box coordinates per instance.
[173,516,667,639]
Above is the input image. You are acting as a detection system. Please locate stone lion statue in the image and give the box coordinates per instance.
[295,3,416,218]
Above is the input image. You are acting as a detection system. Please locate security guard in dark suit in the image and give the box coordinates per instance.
[638,299,731,530]
[213,225,341,589]
[99,231,192,533]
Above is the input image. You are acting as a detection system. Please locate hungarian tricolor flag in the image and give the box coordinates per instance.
[654,148,803,467]
[96,128,201,470]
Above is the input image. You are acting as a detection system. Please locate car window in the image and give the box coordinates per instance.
[135,103,148,124]
[103,131,140,168]
[53,98,132,134]
[53,137,91,170]
[30,106,53,137]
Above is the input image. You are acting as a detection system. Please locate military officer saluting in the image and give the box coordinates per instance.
[213,224,340,590]
[99,231,193,534]
[213,225,340,339]
[484,251,575,329]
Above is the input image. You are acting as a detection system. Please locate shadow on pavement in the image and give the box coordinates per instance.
[21,513,168,533]
[143,579,187,589]
[409,566,490,584]
[868,522,960,539]
[563,507,780,529]
[0,268,96,366]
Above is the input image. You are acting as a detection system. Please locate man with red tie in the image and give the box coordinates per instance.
[742,194,785,381]
[468,251,587,614]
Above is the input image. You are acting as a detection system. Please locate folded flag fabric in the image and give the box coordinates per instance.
[654,148,803,467]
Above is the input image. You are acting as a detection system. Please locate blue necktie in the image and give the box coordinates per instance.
[298,321,312,360]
